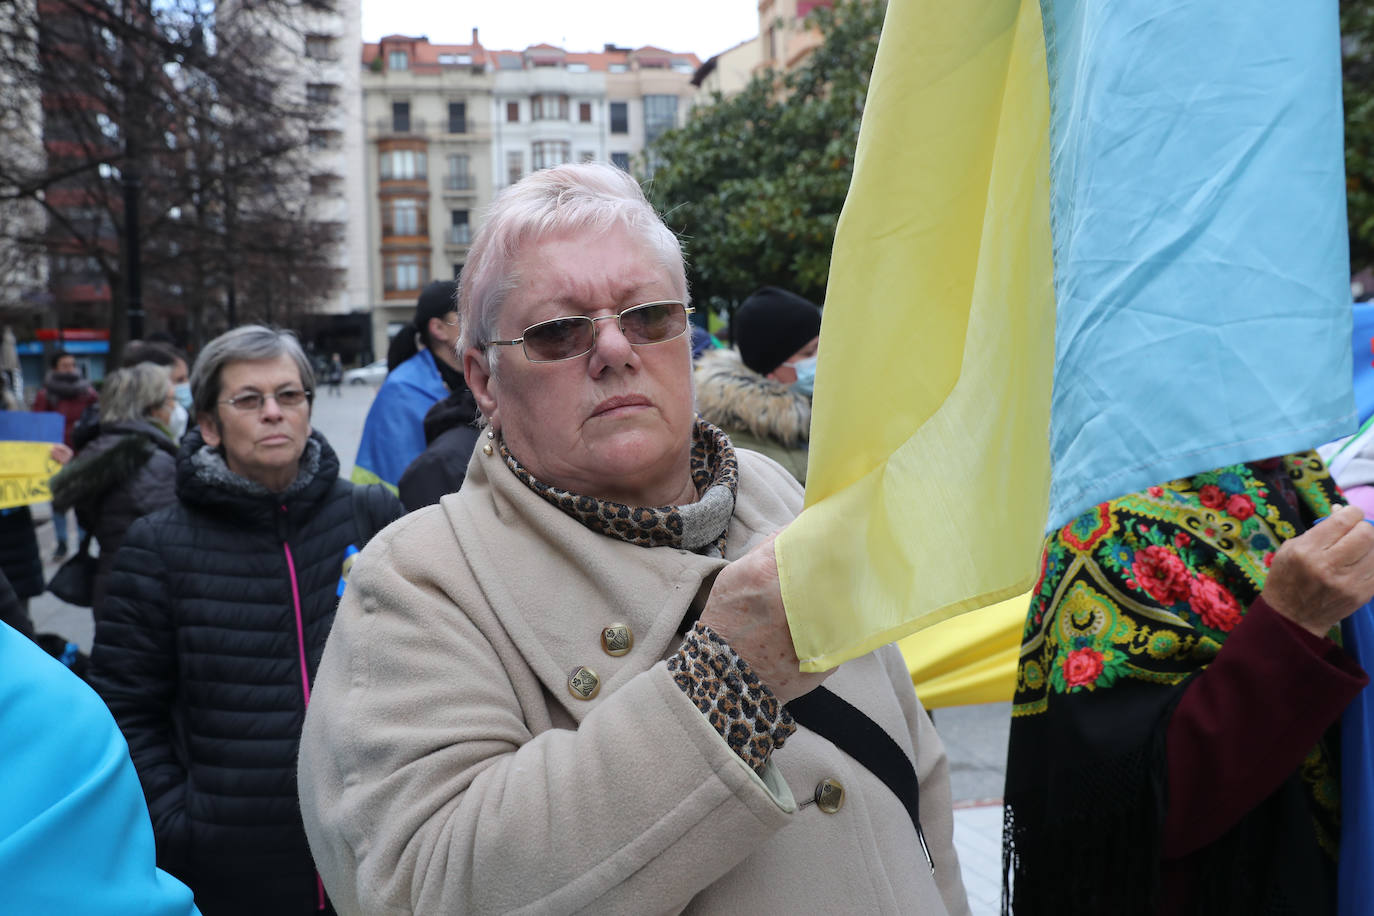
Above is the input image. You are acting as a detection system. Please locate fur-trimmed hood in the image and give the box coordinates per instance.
[693,348,811,448]
[49,421,176,513]
[40,370,95,403]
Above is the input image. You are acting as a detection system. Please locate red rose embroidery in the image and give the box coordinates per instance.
[1130,545,1192,605]
[1174,532,1192,548]
[1063,647,1105,688]
[1190,575,1243,632]
[1264,553,1275,568]
[1199,485,1225,509]
[1148,486,1164,497]
[1225,494,1255,520]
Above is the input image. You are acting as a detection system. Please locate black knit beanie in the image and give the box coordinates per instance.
[735,287,822,376]
[414,279,459,331]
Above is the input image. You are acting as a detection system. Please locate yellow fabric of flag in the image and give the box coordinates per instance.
[776,0,1055,672]
[901,595,1025,709]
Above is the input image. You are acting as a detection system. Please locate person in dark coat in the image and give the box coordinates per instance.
[396,382,481,511]
[87,326,403,916]
[0,387,42,637]
[49,363,179,611]
[32,350,99,560]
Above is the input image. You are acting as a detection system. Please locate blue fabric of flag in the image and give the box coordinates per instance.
[1340,602,1374,916]
[1042,0,1355,530]
[1349,302,1374,426]
[351,349,449,491]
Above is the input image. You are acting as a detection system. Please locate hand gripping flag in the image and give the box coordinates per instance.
[776,0,1355,678]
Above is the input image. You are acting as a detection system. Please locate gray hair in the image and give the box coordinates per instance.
[191,325,315,420]
[457,163,689,371]
[99,363,171,426]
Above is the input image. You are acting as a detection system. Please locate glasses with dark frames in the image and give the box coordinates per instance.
[484,300,695,363]
[220,388,312,412]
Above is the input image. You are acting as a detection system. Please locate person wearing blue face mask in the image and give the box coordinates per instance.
[694,286,821,484]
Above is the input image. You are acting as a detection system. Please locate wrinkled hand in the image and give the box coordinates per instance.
[698,533,833,704]
[1260,504,1374,638]
[49,443,73,465]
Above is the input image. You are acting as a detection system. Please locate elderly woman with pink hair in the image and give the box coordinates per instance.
[297,163,972,915]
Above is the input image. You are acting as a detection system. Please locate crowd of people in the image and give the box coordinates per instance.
[2,161,1372,916]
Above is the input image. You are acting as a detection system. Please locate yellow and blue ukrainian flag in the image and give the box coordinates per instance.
[777,0,1354,678]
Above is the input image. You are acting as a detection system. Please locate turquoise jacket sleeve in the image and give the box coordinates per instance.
[0,623,199,916]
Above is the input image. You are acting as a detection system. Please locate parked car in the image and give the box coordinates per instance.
[343,358,387,386]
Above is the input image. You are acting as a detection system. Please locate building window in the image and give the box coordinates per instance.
[309,174,339,196]
[579,150,595,163]
[531,140,571,171]
[384,254,426,293]
[383,198,425,236]
[643,94,678,145]
[608,62,627,73]
[438,53,473,66]
[609,101,628,134]
[448,101,466,133]
[379,148,426,180]
[392,101,410,133]
[506,101,519,122]
[305,35,335,60]
[567,62,589,73]
[531,94,568,121]
[506,150,523,185]
[306,83,337,106]
[449,210,470,245]
[446,153,471,189]
[611,152,630,171]
[578,101,592,123]
[389,50,409,71]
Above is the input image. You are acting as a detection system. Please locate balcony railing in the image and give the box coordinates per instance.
[444,174,474,191]
[375,116,427,135]
[447,225,472,246]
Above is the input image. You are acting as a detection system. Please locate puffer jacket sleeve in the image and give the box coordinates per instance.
[88,514,189,874]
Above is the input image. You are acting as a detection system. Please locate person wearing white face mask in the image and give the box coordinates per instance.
[694,286,821,484]
[49,363,180,611]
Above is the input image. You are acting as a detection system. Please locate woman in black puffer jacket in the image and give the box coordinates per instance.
[50,363,179,611]
[88,327,403,916]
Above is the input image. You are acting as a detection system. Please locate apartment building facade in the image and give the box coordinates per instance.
[361,34,699,358]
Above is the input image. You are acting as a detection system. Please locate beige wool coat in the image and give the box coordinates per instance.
[297,443,971,916]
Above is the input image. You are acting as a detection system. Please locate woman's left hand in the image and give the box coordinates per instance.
[49,443,73,465]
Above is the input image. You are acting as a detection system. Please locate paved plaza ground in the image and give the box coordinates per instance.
[28,380,1007,913]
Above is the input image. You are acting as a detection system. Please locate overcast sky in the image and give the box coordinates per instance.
[360,0,761,61]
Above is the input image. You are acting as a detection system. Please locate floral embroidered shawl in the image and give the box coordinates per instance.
[1003,453,1343,916]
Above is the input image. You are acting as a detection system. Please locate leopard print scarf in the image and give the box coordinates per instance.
[501,418,739,557]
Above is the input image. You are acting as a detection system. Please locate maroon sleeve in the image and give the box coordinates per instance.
[1162,597,1367,858]
[31,389,48,412]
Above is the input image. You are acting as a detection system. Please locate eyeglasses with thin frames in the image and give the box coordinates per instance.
[220,388,312,412]
[485,300,695,363]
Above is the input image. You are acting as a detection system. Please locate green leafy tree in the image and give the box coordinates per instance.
[1345,0,1374,273]
[644,0,884,327]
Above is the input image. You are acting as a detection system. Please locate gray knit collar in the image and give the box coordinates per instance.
[189,435,322,500]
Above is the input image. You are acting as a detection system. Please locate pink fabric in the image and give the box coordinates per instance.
[282,535,325,911]
[282,539,310,707]
[1344,484,1374,520]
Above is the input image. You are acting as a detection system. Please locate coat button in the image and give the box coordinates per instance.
[600,624,633,657]
[814,778,845,814]
[568,665,601,700]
